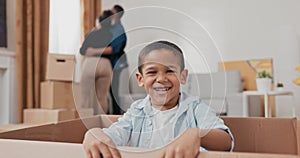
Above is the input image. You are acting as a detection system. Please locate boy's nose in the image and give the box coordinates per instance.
[156,73,167,82]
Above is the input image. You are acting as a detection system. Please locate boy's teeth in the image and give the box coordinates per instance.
[154,88,169,91]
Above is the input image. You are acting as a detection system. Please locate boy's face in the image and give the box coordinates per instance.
[136,49,188,110]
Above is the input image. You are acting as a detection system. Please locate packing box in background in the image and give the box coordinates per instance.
[41,81,76,109]
[23,108,94,124]
[1,116,300,157]
[46,53,75,81]
[74,108,94,118]
[23,109,76,124]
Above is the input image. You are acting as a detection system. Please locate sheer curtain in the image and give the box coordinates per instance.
[15,0,49,123]
[49,0,81,55]
[81,0,102,37]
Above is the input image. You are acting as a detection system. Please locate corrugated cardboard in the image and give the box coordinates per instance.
[119,147,300,158]
[46,53,75,81]
[0,124,44,133]
[222,117,300,155]
[1,116,300,156]
[0,139,298,158]
[23,108,94,125]
[23,109,76,124]
[1,115,119,143]
[40,81,76,109]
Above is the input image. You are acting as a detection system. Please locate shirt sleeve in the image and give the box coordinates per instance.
[110,33,126,55]
[194,100,235,151]
[102,107,134,146]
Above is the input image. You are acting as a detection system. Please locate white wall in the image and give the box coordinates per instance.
[103,0,300,117]
[0,0,17,125]
[0,49,17,125]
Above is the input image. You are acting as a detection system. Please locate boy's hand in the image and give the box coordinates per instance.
[162,128,200,158]
[83,128,121,158]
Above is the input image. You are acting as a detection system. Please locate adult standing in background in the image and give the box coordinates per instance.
[110,4,128,114]
[80,10,113,114]
[81,5,128,114]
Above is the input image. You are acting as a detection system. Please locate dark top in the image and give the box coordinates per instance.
[79,27,112,59]
[110,21,128,70]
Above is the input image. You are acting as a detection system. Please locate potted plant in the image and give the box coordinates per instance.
[256,70,272,92]
[276,82,284,91]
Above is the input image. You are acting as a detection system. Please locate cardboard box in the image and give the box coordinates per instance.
[0,139,298,158]
[23,108,94,124]
[74,108,94,118]
[23,109,76,124]
[223,117,300,155]
[1,116,300,157]
[0,124,44,133]
[46,53,75,81]
[1,115,120,143]
[41,81,76,109]
[118,147,299,158]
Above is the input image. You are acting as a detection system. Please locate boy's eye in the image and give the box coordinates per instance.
[146,71,157,74]
[167,70,175,73]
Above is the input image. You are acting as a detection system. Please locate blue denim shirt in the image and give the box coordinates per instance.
[109,21,128,69]
[103,92,234,151]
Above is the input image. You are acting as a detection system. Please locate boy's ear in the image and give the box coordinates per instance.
[180,69,188,84]
[135,72,144,87]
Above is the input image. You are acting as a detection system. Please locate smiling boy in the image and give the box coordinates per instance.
[83,41,233,158]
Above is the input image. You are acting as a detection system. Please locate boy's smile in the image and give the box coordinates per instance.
[136,49,188,110]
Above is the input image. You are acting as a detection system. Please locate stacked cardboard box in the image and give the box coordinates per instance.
[45,54,76,82]
[24,54,93,124]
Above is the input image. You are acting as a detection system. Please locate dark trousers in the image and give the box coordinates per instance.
[110,68,125,114]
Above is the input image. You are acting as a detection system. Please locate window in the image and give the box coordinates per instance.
[49,0,81,55]
[0,0,7,47]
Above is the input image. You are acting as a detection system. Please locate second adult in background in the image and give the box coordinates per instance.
[79,10,113,114]
[110,4,128,114]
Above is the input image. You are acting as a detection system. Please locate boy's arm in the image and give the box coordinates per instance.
[193,100,235,151]
[162,128,232,158]
[83,106,136,158]
[163,128,201,158]
[101,108,135,146]
[201,128,232,151]
[83,128,121,158]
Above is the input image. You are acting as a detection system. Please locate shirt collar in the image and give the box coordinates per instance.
[135,91,193,117]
